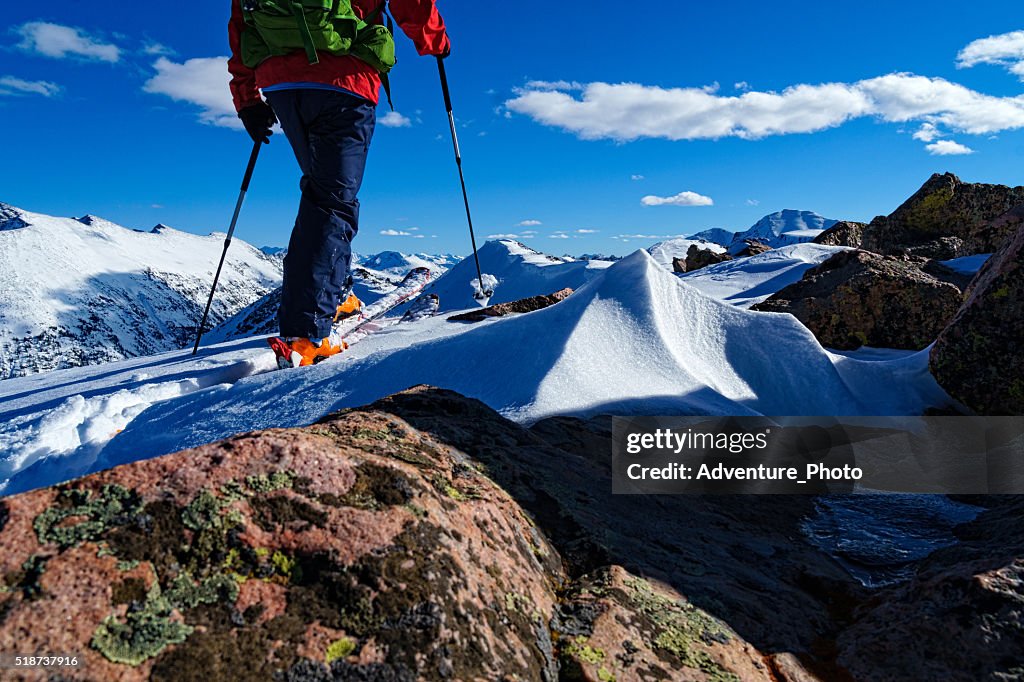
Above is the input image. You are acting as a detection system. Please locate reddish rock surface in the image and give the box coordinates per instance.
[813,221,866,248]
[448,288,574,322]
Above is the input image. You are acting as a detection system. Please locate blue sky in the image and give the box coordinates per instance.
[1,1,1022,255]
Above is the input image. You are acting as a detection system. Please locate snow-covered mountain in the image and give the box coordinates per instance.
[0,241,951,495]
[687,228,736,247]
[357,250,460,278]
[0,203,283,380]
[416,240,614,312]
[729,209,838,253]
[647,237,726,270]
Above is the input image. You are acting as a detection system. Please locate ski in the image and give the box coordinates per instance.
[267,267,434,369]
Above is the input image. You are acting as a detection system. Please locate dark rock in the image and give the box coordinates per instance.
[860,173,1024,258]
[836,496,1024,681]
[672,256,687,273]
[733,239,773,257]
[0,203,29,231]
[813,221,867,248]
[930,221,1024,414]
[448,288,573,322]
[681,244,733,273]
[974,203,1024,255]
[751,250,963,350]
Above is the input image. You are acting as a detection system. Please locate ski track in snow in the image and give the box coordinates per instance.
[0,242,955,496]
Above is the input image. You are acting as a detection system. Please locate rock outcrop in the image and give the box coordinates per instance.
[930,220,1024,414]
[448,288,574,322]
[733,240,773,258]
[677,245,733,273]
[836,496,1024,681]
[860,173,1024,259]
[813,221,866,248]
[751,250,962,350]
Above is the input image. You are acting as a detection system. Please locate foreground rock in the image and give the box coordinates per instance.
[813,221,866,248]
[751,250,962,350]
[732,240,773,258]
[860,173,1024,259]
[448,288,573,322]
[0,407,564,680]
[930,220,1024,414]
[673,245,733,273]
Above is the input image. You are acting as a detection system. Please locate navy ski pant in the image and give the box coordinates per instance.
[265,89,376,340]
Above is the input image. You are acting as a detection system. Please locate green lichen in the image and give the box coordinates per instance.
[992,285,1011,299]
[624,577,739,682]
[34,485,143,549]
[270,551,299,582]
[92,582,193,666]
[325,637,356,664]
[245,471,297,494]
[165,573,240,609]
[597,667,616,682]
[564,636,605,664]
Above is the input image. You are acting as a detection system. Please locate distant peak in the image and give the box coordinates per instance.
[0,203,29,231]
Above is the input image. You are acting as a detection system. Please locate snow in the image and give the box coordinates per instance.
[0,243,953,497]
[729,209,838,253]
[686,228,735,247]
[939,253,992,275]
[680,243,850,308]
[647,237,726,270]
[357,251,460,277]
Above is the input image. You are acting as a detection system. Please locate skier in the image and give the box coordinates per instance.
[228,0,450,367]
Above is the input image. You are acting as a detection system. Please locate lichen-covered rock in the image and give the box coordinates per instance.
[860,173,1024,258]
[751,249,962,350]
[835,496,1024,681]
[0,406,564,681]
[930,221,1024,414]
[682,245,733,273]
[554,566,774,682]
[812,221,866,248]
[448,288,573,322]
[732,240,772,258]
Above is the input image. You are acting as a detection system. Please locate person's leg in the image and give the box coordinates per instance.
[266,89,376,340]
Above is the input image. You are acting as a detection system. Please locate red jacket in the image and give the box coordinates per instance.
[228,0,450,111]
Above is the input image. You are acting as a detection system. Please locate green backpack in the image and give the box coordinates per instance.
[240,0,396,74]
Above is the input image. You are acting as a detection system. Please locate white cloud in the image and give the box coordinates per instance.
[143,42,175,56]
[381,229,413,236]
[525,80,584,91]
[549,233,570,239]
[517,219,542,226]
[631,174,645,181]
[912,122,942,142]
[0,76,60,97]
[926,140,975,156]
[734,81,750,91]
[576,229,599,234]
[641,191,714,207]
[143,57,238,128]
[16,22,121,62]
[957,30,1024,80]
[487,233,520,239]
[505,73,1024,150]
[380,111,412,128]
[745,198,760,206]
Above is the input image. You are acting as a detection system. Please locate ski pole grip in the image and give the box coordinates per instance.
[240,140,262,193]
[437,57,453,113]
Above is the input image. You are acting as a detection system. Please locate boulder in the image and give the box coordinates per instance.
[860,173,1024,259]
[448,288,573,322]
[973,203,1024,255]
[813,221,867,248]
[751,249,963,350]
[733,239,773,258]
[681,244,733,273]
[0,405,564,681]
[930,221,1024,414]
[836,496,1024,681]
[672,256,687,273]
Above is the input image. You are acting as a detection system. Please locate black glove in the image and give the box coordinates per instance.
[238,101,277,145]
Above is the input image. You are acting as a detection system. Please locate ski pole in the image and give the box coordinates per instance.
[192,140,262,355]
[436,56,491,302]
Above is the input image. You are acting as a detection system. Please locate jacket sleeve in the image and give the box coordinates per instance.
[386,0,451,57]
[228,0,264,112]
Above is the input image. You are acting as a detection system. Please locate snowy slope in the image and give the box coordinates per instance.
[418,240,614,312]
[680,243,851,308]
[729,210,839,253]
[647,237,726,270]
[0,246,952,496]
[0,203,282,380]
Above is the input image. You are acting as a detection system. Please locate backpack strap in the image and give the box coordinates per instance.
[361,0,395,110]
[290,1,321,64]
